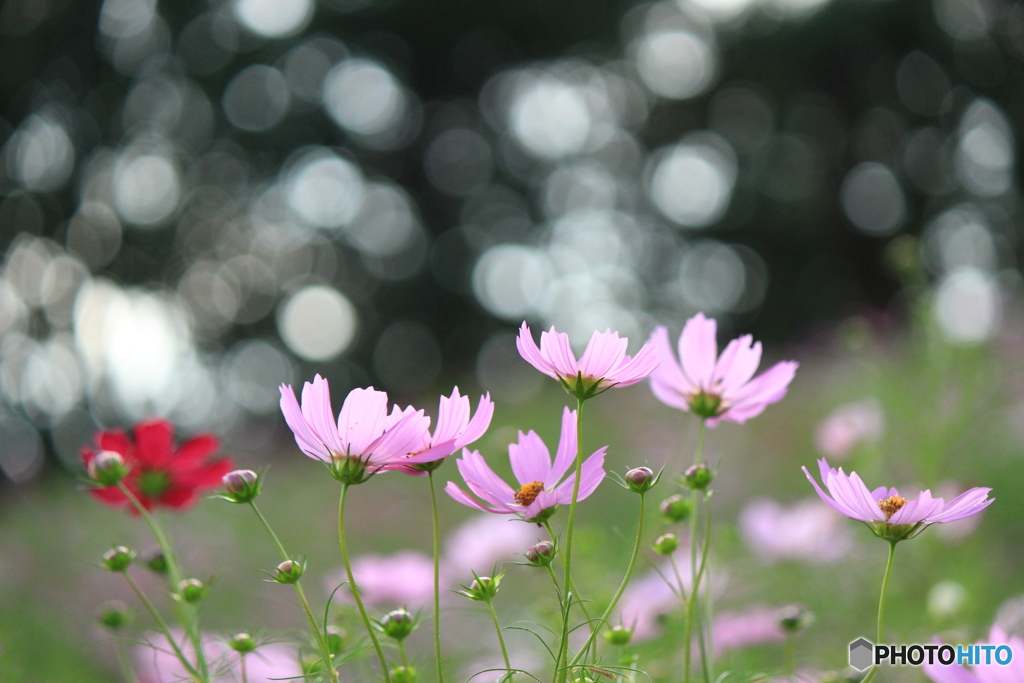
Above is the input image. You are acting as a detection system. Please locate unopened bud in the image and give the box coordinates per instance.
[103,546,136,572]
[603,624,633,646]
[457,573,503,602]
[220,469,261,504]
[682,463,714,491]
[177,578,207,603]
[778,605,814,634]
[525,540,556,567]
[326,626,345,655]
[659,494,693,523]
[97,600,133,630]
[653,533,679,555]
[229,633,257,653]
[381,608,416,640]
[624,467,658,493]
[143,549,168,574]
[88,451,128,486]
[391,665,418,683]
[275,559,304,584]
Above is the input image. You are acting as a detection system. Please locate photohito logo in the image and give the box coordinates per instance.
[848,637,1014,671]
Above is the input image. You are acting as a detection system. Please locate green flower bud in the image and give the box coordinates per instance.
[143,549,168,574]
[229,633,257,653]
[624,466,659,493]
[659,494,693,523]
[220,469,262,504]
[380,608,416,641]
[524,540,556,567]
[391,665,418,683]
[778,605,814,634]
[103,546,136,572]
[177,578,207,604]
[682,463,714,491]
[275,559,305,584]
[652,533,679,555]
[88,451,128,486]
[603,624,633,646]
[456,573,503,602]
[97,600,133,630]
[325,626,345,655]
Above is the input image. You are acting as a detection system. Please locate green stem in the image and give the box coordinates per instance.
[122,571,202,682]
[683,420,707,683]
[668,554,687,604]
[543,520,593,626]
[248,502,336,682]
[428,472,445,683]
[338,484,391,683]
[240,652,248,683]
[115,636,139,683]
[569,493,646,671]
[861,542,897,683]
[784,634,795,679]
[487,600,512,679]
[116,483,207,681]
[398,640,410,669]
[698,495,713,683]
[555,398,586,683]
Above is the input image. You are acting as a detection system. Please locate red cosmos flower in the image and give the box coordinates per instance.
[81,419,233,512]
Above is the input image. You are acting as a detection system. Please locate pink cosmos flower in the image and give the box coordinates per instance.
[442,513,539,578]
[923,627,1024,683]
[135,632,299,683]
[739,497,852,565]
[803,458,994,541]
[380,387,494,476]
[444,407,607,522]
[814,399,884,460]
[616,566,684,641]
[516,322,659,398]
[279,375,439,482]
[648,313,798,426]
[711,607,787,659]
[329,551,435,608]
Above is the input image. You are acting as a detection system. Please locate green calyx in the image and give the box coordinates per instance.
[686,389,724,419]
[137,470,171,499]
[328,454,373,485]
[868,520,925,542]
[558,372,611,401]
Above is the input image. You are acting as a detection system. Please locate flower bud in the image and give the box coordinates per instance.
[97,600,133,630]
[177,578,207,604]
[325,626,345,655]
[659,494,693,523]
[652,533,679,555]
[603,624,633,646]
[624,467,658,494]
[524,540,556,567]
[103,546,136,572]
[220,469,262,504]
[380,608,416,640]
[275,559,305,584]
[143,549,168,574]
[457,573,503,602]
[391,665,418,683]
[682,463,714,491]
[778,605,814,634]
[88,451,128,486]
[229,633,257,653]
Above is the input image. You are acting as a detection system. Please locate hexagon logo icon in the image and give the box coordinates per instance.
[849,637,874,671]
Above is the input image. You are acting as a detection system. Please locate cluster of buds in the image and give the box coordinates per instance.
[219,470,262,504]
[456,573,503,602]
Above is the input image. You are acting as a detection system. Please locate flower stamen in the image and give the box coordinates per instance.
[514,481,545,506]
[878,495,907,520]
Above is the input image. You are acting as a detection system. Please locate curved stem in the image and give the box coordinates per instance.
[555,399,586,683]
[487,600,512,679]
[248,501,336,682]
[569,493,646,671]
[115,638,139,683]
[117,483,207,681]
[338,484,392,683]
[543,520,593,625]
[428,472,445,683]
[861,541,897,683]
[122,571,202,682]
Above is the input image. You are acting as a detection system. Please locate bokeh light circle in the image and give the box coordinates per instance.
[278,285,357,360]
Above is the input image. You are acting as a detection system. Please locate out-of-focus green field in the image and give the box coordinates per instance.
[1,315,1022,683]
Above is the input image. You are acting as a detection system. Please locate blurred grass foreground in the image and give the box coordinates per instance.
[1,0,1024,679]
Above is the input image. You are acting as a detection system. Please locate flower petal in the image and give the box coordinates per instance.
[579,330,627,381]
[729,361,798,408]
[509,430,552,486]
[553,446,607,502]
[648,326,691,393]
[678,313,718,389]
[337,386,389,455]
[889,489,943,525]
[714,336,762,394]
[517,322,559,379]
[433,388,469,446]
[454,393,494,450]
[802,465,861,520]
[539,326,578,379]
[280,384,330,460]
[133,420,175,468]
[926,488,994,524]
[456,449,516,507]
[607,340,660,387]
[547,407,577,487]
[365,409,430,465]
[445,481,506,514]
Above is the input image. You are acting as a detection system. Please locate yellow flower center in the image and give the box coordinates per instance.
[878,495,907,519]
[514,481,545,506]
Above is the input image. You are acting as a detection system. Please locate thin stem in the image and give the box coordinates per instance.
[249,502,337,682]
[682,420,707,683]
[338,484,391,683]
[398,640,410,669]
[115,637,139,683]
[240,652,248,683]
[487,600,512,679]
[428,472,445,683]
[569,493,646,671]
[784,634,795,679]
[543,520,593,625]
[122,571,202,682]
[698,495,713,683]
[555,398,586,683]
[667,554,687,604]
[116,483,207,681]
[861,541,897,683]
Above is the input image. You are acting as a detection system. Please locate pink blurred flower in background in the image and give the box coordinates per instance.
[135,633,298,683]
[803,458,994,540]
[616,566,682,642]
[382,387,494,475]
[648,313,798,427]
[739,497,852,564]
[814,398,884,459]
[923,627,1024,683]
[331,551,435,608]
[445,407,607,522]
[516,322,658,398]
[711,607,787,659]
[442,513,539,579]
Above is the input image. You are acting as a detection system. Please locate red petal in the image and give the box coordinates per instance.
[159,488,198,510]
[90,486,128,506]
[177,458,234,489]
[98,430,132,457]
[133,420,174,468]
[174,434,220,465]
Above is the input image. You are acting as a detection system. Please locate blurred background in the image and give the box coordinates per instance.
[0,0,1023,680]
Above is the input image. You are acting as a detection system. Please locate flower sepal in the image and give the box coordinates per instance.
[659,494,693,523]
[613,466,662,494]
[327,454,373,485]
[680,463,715,492]
[868,520,925,543]
[686,390,724,419]
[266,558,306,584]
[455,571,503,602]
[376,608,417,641]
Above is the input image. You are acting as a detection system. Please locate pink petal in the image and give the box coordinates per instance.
[926,488,994,523]
[713,336,762,394]
[523,490,562,521]
[802,465,861,520]
[365,409,430,465]
[539,326,578,378]
[889,490,943,525]
[547,407,577,487]
[648,326,692,392]
[517,322,559,379]
[649,375,693,412]
[553,447,607,502]
[337,387,389,454]
[509,430,552,486]
[280,384,330,460]
[578,330,627,380]
[607,340,660,387]
[456,449,516,506]
[445,481,505,514]
[729,361,798,408]
[454,393,494,450]
[433,388,469,446]
[678,313,718,389]
[300,376,345,454]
